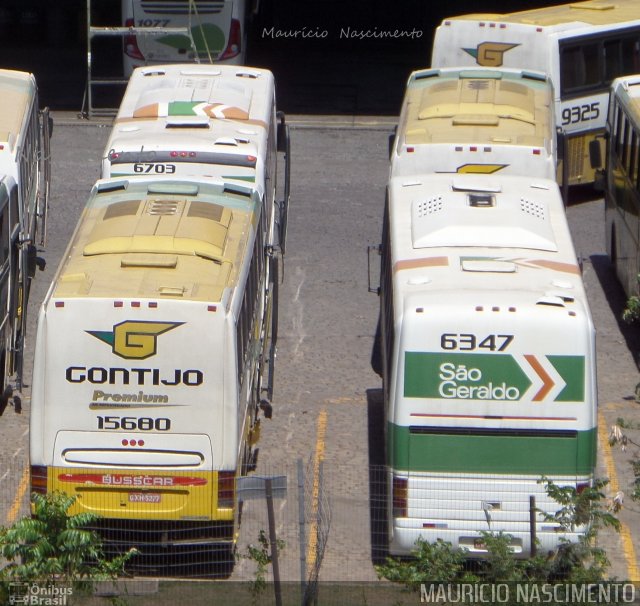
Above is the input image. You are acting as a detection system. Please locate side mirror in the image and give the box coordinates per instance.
[589,139,603,169]
[276,111,288,153]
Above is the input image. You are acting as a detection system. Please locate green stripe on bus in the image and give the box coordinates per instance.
[548,355,585,402]
[404,352,585,402]
[387,423,596,475]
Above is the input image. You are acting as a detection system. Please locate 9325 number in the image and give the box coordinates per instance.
[440,333,514,352]
[561,102,600,126]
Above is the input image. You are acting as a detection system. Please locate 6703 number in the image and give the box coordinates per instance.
[133,163,176,174]
[440,333,514,352]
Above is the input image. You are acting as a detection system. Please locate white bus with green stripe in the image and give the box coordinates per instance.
[102,63,288,192]
[379,172,596,557]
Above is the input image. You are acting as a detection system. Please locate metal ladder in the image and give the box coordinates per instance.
[81,0,199,119]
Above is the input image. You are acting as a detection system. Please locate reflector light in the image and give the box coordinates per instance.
[149,302,158,308]
[31,465,48,495]
[55,301,64,308]
[407,146,415,153]
[533,149,541,155]
[217,471,236,507]
[124,19,144,60]
[220,19,241,61]
[393,476,408,518]
[114,301,123,308]
[132,301,140,308]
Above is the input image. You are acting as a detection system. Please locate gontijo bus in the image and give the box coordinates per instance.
[378,172,596,556]
[0,69,51,402]
[598,74,640,300]
[431,0,640,186]
[390,67,557,180]
[30,175,282,560]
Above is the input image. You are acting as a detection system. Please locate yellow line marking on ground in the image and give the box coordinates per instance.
[325,396,367,405]
[6,466,29,525]
[598,411,640,582]
[306,409,327,577]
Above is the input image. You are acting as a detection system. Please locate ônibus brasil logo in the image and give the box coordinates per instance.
[87,321,184,360]
[463,42,520,67]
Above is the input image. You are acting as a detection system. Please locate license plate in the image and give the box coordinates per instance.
[129,493,161,503]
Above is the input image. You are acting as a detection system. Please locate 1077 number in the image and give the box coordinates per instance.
[440,333,514,351]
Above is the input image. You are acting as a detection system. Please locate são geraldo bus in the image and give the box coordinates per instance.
[431,0,640,186]
[379,172,597,557]
[390,67,557,181]
[29,174,283,567]
[0,69,50,406]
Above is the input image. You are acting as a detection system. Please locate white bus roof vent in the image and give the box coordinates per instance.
[411,188,557,251]
[536,295,566,307]
[520,197,546,219]
[415,196,444,218]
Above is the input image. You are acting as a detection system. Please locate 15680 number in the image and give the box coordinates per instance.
[97,416,171,431]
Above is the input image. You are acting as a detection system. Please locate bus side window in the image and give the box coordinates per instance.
[560,43,600,95]
[605,37,640,82]
[623,37,640,74]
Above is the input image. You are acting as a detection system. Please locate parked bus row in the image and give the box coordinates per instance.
[0,69,50,414]
[28,64,290,567]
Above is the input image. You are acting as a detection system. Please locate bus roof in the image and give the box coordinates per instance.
[387,174,584,296]
[611,74,640,118]
[444,0,640,29]
[50,177,261,303]
[399,68,553,148]
[116,64,275,128]
[0,69,36,148]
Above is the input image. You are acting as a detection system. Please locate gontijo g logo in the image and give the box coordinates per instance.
[87,321,184,360]
[463,42,519,67]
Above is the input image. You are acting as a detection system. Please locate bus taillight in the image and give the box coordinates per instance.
[576,481,591,494]
[217,471,235,508]
[219,19,241,61]
[392,475,408,518]
[31,465,48,495]
[124,19,144,60]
